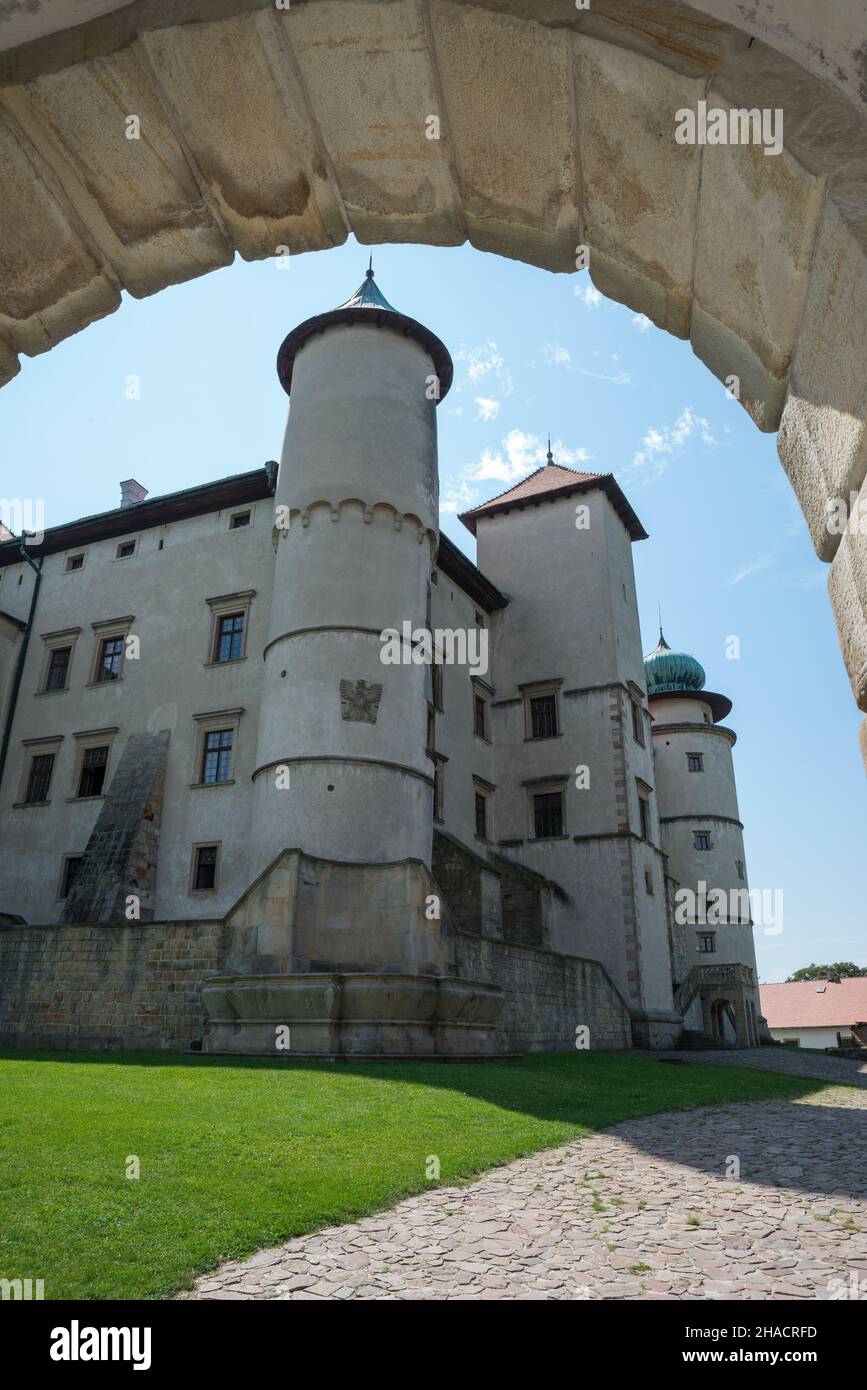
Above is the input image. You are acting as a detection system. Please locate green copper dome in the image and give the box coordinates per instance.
[643,629,706,694]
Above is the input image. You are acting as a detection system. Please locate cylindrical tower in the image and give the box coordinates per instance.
[251,266,453,869]
[645,631,762,1045]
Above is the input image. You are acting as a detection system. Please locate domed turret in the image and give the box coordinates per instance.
[643,630,730,723]
[644,629,706,694]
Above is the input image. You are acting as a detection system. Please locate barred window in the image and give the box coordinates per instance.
[475,792,487,840]
[202,729,234,784]
[694,831,711,851]
[46,646,71,692]
[687,753,703,772]
[533,791,563,839]
[697,933,716,954]
[25,753,54,804]
[529,693,558,739]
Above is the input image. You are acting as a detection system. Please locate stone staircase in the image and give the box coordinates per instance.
[678,1029,735,1051]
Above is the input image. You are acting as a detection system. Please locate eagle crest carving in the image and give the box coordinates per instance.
[340,679,383,724]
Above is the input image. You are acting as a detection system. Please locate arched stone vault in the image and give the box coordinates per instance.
[0,0,866,760]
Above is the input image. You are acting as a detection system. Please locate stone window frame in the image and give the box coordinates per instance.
[68,726,119,802]
[113,536,138,561]
[431,659,444,712]
[472,676,494,743]
[636,777,653,842]
[189,841,222,896]
[204,590,256,667]
[644,866,655,895]
[190,707,245,789]
[87,615,135,687]
[687,751,704,772]
[15,734,63,808]
[228,507,253,531]
[524,773,570,841]
[473,774,496,843]
[693,829,713,851]
[56,851,85,901]
[36,625,81,696]
[520,677,564,742]
[697,932,717,954]
[735,858,745,880]
[64,551,86,573]
[628,681,646,747]
[432,751,447,824]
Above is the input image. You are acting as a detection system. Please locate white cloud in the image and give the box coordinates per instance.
[468,428,591,486]
[475,396,500,422]
[574,283,602,308]
[452,340,513,396]
[625,405,718,483]
[631,313,652,333]
[439,478,478,515]
[541,343,572,366]
[727,557,773,586]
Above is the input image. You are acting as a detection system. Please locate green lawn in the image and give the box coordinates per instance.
[0,1049,824,1300]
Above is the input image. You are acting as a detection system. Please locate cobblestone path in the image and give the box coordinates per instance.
[182,1078,867,1301]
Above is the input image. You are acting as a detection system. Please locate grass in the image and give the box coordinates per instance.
[0,1048,824,1301]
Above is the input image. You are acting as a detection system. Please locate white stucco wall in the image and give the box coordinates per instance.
[769,1026,853,1049]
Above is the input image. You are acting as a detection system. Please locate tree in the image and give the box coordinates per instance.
[786,962,867,982]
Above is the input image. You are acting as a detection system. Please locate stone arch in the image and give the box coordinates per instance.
[0,0,865,760]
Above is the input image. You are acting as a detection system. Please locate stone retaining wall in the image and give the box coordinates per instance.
[455,933,632,1053]
[0,920,633,1054]
[0,920,223,1051]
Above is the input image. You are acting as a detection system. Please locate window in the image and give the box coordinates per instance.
[533,791,563,839]
[25,752,55,804]
[529,693,558,739]
[432,662,443,711]
[60,856,83,899]
[115,540,136,559]
[694,831,711,851]
[433,758,445,822]
[192,845,219,892]
[65,554,84,572]
[631,698,645,746]
[46,646,71,692]
[229,511,251,529]
[475,791,488,840]
[95,635,124,682]
[214,612,245,663]
[78,745,108,798]
[697,933,716,954]
[644,867,654,895]
[735,859,745,880]
[474,693,487,740]
[638,794,651,841]
[201,729,234,784]
[687,753,703,772]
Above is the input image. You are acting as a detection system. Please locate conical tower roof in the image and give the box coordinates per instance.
[276,260,452,399]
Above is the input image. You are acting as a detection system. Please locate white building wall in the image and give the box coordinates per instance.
[0,500,274,922]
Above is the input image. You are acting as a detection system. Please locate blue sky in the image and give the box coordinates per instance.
[3,237,864,981]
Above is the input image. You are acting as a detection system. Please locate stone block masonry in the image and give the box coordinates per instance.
[63,730,170,925]
[455,934,632,1053]
[0,920,224,1051]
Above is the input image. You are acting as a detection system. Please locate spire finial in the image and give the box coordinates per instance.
[366,254,374,280]
[546,434,554,465]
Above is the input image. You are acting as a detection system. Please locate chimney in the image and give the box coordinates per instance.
[120,479,148,508]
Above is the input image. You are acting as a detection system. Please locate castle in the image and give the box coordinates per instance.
[0,267,764,1056]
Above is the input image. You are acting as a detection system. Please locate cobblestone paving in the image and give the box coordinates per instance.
[183,1080,867,1301]
[660,1047,867,1088]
